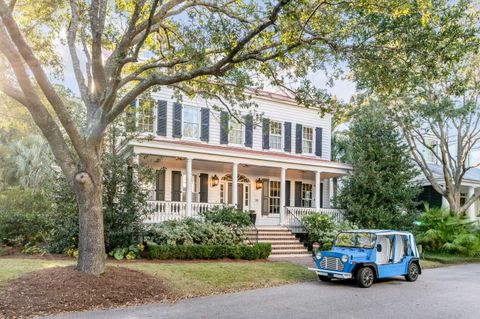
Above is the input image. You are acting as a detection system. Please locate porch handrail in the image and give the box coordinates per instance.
[145,200,227,223]
[285,206,345,232]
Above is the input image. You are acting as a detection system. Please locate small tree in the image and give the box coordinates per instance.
[337,100,421,230]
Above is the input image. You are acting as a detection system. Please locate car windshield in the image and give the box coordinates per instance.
[335,232,376,249]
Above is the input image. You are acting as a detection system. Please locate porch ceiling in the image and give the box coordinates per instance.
[141,155,346,179]
[132,140,351,176]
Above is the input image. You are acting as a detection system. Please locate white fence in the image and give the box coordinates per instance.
[144,201,226,223]
[285,207,345,232]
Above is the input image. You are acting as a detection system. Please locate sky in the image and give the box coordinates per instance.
[55,43,357,104]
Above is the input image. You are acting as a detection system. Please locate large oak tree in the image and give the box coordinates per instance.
[0,0,429,274]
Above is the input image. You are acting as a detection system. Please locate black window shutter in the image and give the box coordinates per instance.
[220,111,229,144]
[294,181,302,207]
[171,171,182,201]
[262,118,270,150]
[244,114,253,147]
[320,182,323,208]
[156,100,167,136]
[126,100,136,132]
[284,122,292,152]
[199,173,209,203]
[155,170,165,201]
[315,127,323,157]
[285,180,291,207]
[295,124,303,154]
[172,103,182,138]
[200,108,210,142]
[262,179,270,215]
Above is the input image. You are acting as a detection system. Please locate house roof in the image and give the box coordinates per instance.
[426,164,480,184]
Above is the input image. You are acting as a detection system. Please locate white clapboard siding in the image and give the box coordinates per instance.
[145,87,332,161]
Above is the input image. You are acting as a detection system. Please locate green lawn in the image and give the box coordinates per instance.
[0,258,315,296]
[423,252,480,264]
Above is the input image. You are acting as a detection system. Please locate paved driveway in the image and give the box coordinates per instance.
[50,263,480,319]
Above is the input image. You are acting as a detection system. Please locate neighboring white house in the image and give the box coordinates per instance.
[127,88,351,229]
[416,136,480,220]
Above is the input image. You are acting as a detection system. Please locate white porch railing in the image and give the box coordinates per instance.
[145,201,227,223]
[285,206,345,232]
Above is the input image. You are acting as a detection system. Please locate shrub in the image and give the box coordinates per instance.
[147,243,268,260]
[146,218,246,246]
[257,243,272,259]
[200,207,252,227]
[302,213,356,250]
[415,207,480,256]
[108,243,144,260]
[0,188,52,245]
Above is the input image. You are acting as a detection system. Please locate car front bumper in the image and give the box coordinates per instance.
[308,267,353,279]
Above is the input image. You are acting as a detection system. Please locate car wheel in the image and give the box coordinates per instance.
[318,275,331,282]
[405,262,419,282]
[356,267,374,288]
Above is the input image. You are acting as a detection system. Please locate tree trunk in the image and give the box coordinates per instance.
[74,163,106,275]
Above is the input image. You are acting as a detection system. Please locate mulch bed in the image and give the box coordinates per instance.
[0,266,172,319]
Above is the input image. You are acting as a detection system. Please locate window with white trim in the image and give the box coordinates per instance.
[183,106,201,139]
[269,181,280,214]
[302,127,313,154]
[302,183,313,208]
[138,99,154,133]
[229,120,243,145]
[270,121,282,150]
[182,174,199,202]
[423,138,439,164]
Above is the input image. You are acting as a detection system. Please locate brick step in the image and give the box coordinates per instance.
[270,249,310,255]
[245,232,294,236]
[269,254,312,258]
[255,239,302,243]
[268,245,307,250]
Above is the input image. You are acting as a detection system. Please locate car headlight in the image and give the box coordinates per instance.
[341,254,348,263]
[315,251,322,259]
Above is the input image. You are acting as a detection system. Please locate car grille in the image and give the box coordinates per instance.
[320,257,344,271]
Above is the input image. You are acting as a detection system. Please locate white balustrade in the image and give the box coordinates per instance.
[285,206,345,231]
[144,201,227,224]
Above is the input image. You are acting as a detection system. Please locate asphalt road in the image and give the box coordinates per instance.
[50,263,480,319]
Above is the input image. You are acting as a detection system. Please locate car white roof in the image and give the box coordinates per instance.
[342,229,414,236]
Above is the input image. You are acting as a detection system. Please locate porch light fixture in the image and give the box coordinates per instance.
[211,174,219,187]
[255,178,263,190]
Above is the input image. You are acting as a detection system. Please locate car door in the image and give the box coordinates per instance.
[377,235,407,278]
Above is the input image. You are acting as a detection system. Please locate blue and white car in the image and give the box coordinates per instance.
[308,230,421,288]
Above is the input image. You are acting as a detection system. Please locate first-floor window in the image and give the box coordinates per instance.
[138,99,154,133]
[302,127,313,154]
[182,174,199,202]
[183,106,201,139]
[269,181,280,214]
[229,120,243,145]
[302,183,312,207]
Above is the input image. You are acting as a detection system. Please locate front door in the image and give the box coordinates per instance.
[227,182,244,210]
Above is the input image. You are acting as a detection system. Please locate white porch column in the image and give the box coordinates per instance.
[315,171,321,211]
[232,162,238,207]
[467,186,476,220]
[441,195,450,210]
[280,167,286,225]
[185,158,193,217]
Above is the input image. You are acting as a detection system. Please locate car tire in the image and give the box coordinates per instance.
[318,275,331,282]
[405,262,419,282]
[356,267,374,288]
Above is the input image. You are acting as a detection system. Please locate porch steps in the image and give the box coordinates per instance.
[244,227,310,257]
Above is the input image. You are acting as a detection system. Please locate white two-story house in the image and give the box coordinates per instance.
[128,88,351,229]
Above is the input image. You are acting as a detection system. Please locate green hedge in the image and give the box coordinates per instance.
[148,243,271,260]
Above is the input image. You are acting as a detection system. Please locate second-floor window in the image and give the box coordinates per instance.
[138,99,154,133]
[302,127,313,154]
[229,120,243,145]
[183,106,200,139]
[270,121,282,150]
[424,139,439,164]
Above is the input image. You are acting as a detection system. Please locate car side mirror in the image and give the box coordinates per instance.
[376,244,382,252]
